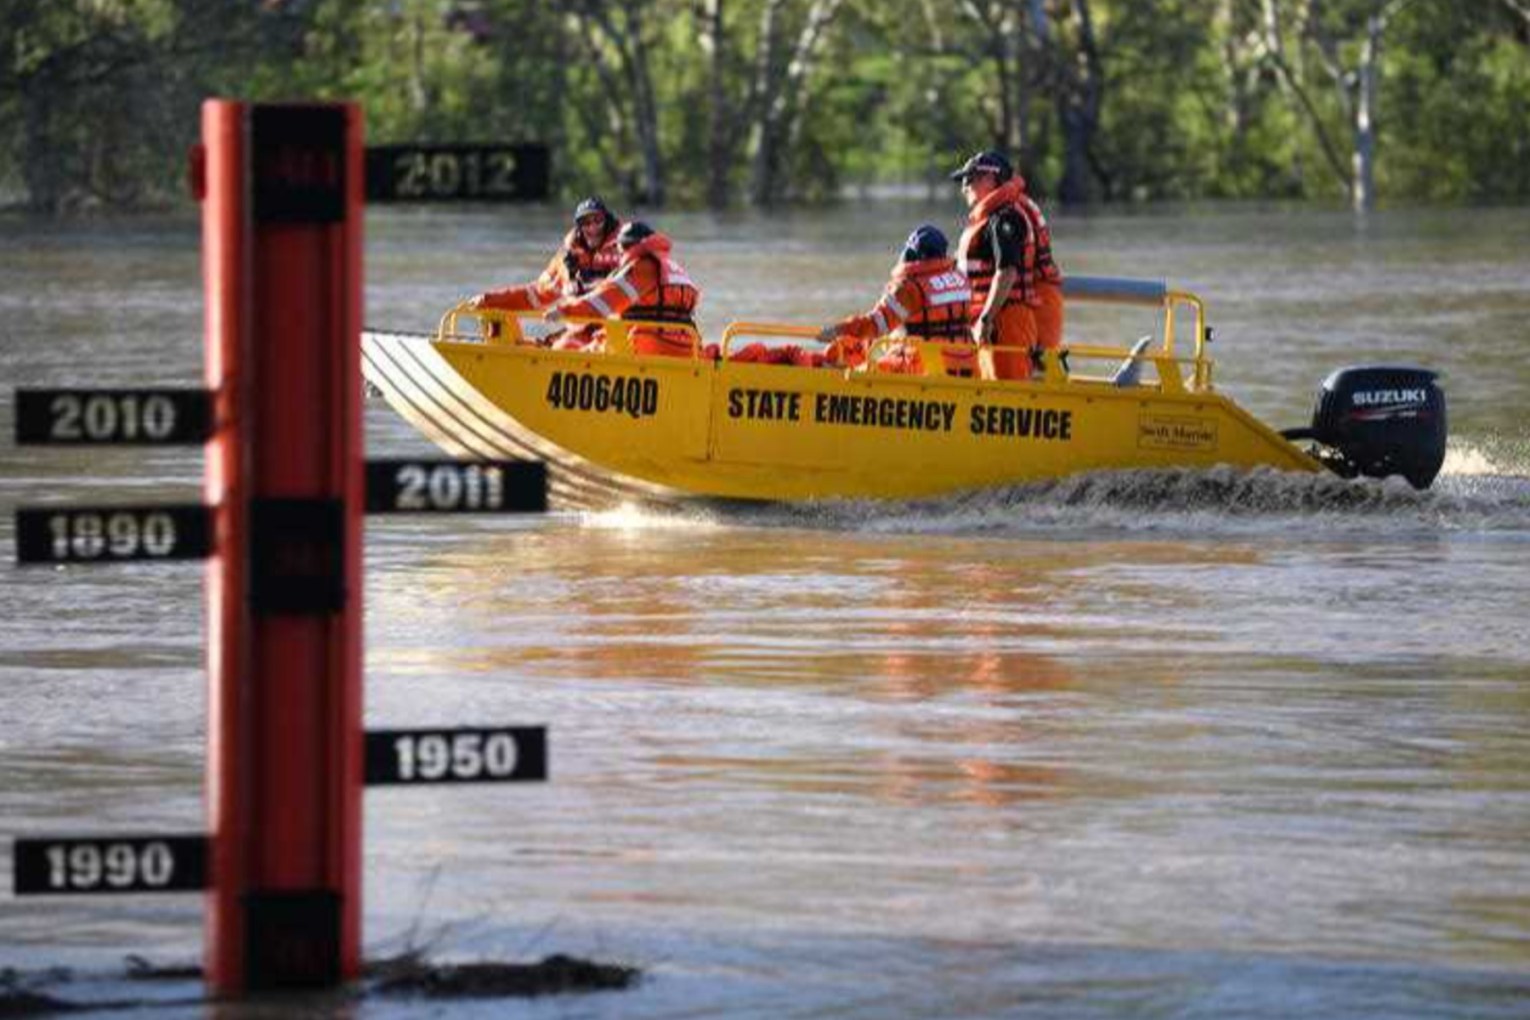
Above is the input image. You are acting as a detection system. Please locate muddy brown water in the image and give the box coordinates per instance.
[3,203,1530,1017]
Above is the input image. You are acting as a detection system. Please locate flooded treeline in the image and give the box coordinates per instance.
[3,0,1528,213]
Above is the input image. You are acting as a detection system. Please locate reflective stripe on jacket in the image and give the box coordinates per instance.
[556,232,700,357]
[830,257,972,343]
[956,178,1061,311]
[479,218,623,312]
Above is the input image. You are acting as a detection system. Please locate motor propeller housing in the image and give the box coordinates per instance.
[1284,366,1447,489]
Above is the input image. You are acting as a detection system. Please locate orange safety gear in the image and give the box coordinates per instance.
[957,177,1061,312]
[827,257,974,375]
[554,231,701,358]
[958,177,1064,380]
[730,343,825,368]
[477,218,624,314]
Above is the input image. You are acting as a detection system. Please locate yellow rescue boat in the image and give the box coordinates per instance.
[361,277,1446,509]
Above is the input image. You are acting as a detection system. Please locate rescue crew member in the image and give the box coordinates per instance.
[545,221,702,358]
[469,196,623,350]
[817,225,974,375]
[950,150,1064,380]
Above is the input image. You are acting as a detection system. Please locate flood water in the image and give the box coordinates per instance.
[3,202,1530,1017]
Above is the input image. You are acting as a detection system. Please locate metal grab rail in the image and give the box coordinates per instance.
[720,323,1040,383]
[438,303,706,359]
[718,321,823,354]
[432,276,1214,390]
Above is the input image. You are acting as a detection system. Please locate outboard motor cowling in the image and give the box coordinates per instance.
[1282,366,1447,489]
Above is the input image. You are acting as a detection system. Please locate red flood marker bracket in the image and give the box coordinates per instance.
[200,100,364,994]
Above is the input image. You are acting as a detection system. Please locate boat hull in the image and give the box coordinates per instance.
[363,331,1321,507]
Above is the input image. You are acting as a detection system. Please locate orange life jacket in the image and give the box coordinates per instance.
[556,219,624,296]
[617,236,699,325]
[957,178,1061,311]
[604,234,701,357]
[892,257,972,340]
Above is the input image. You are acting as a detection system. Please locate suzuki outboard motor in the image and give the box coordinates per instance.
[1282,366,1447,489]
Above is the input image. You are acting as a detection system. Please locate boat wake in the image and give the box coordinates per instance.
[579,440,1530,539]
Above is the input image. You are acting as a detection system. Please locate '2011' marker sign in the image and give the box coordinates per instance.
[364,460,547,514]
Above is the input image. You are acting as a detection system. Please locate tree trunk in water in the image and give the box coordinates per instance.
[21,68,63,214]
[1056,0,1102,205]
[1351,10,1384,213]
[627,21,666,206]
[701,0,732,209]
[574,2,666,206]
[747,0,786,206]
[749,0,843,207]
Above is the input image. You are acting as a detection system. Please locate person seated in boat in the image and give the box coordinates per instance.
[816,224,974,375]
[543,221,702,358]
[951,150,1064,380]
[468,195,623,350]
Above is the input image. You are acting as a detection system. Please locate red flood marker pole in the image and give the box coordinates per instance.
[198,100,364,994]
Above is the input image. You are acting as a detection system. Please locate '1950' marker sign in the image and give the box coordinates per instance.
[365,727,548,786]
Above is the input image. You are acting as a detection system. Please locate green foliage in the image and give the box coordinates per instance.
[2,0,1528,212]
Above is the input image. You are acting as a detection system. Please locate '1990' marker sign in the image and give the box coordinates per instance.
[13,836,209,895]
[365,727,547,786]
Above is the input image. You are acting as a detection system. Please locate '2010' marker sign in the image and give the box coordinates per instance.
[15,389,213,445]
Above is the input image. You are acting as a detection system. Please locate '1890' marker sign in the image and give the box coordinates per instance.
[15,505,212,565]
[15,389,213,445]
[365,727,547,786]
[13,835,209,895]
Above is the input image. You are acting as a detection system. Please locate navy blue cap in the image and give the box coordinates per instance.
[901,224,949,262]
[949,150,1013,183]
[617,220,654,247]
[573,196,611,224]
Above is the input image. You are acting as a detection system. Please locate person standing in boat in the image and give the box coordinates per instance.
[468,195,623,350]
[816,225,974,375]
[950,150,1064,380]
[544,221,702,358]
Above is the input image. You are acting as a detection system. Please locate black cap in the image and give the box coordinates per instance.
[949,150,1013,183]
[573,196,611,224]
[617,220,654,248]
[901,224,948,262]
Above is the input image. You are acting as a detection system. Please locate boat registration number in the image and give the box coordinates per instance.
[545,371,659,419]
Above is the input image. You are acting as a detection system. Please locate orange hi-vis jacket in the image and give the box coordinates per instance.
[956,177,1061,313]
[554,233,701,357]
[828,257,975,374]
[479,222,624,313]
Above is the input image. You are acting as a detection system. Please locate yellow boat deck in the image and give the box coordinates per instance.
[361,277,1319,507]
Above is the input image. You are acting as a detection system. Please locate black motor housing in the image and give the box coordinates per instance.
[1283,366,1447,489]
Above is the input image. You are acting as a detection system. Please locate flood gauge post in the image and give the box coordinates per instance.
[199,99,365,993]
